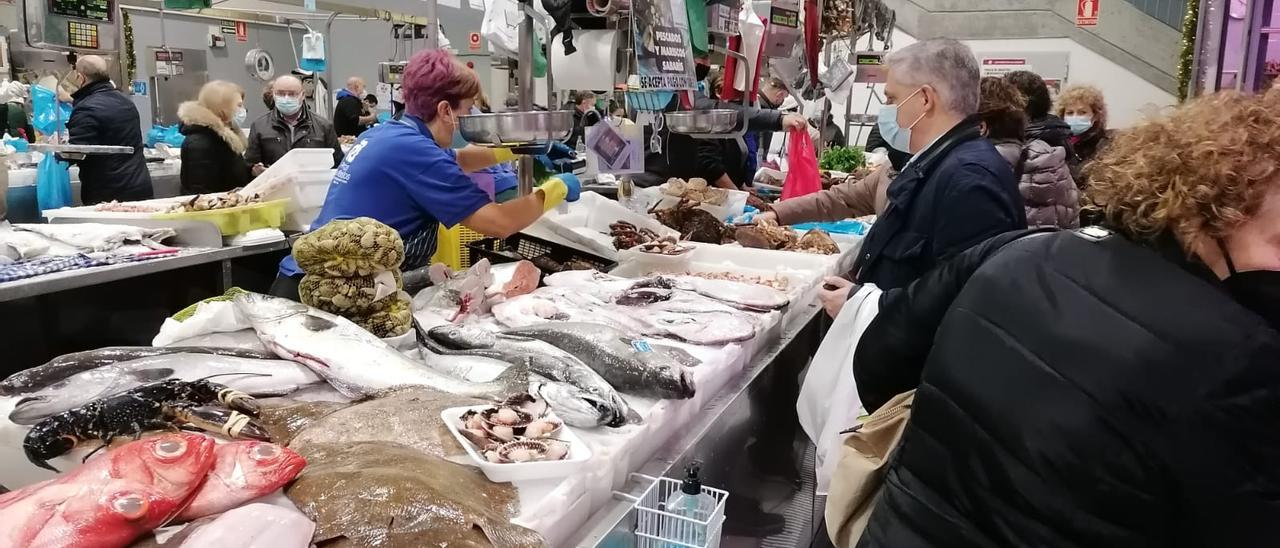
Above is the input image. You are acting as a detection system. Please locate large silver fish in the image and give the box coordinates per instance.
[235,292,528,400]
[424,324,639,427]
[8,354,323,425]
[500,322,696,400]
[0,346,279,396]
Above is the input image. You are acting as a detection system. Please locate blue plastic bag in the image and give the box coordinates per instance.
[31,85,61,136]
[36,154,73,211]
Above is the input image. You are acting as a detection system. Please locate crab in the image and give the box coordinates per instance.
[735,219,799,250]
[651,199,735,244]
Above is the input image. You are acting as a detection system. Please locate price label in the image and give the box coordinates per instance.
[631,340,653,353]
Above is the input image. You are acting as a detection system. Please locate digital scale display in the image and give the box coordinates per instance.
[49,0,112,22]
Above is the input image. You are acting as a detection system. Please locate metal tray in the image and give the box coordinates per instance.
[458,110,574,148]
[30,144,135,155]
[664,109,739,134]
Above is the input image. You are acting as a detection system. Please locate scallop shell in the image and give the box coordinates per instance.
[480,406,535,430]
[496,439,550,463]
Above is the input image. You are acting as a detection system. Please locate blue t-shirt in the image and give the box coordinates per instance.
[279,115,491,276]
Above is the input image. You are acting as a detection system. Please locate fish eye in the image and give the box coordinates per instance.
[111,494,149,520]
[152,438,187,459]
[250,444,280,461]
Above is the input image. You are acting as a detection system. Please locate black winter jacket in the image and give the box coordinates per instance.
[850,117,1024,290]
[244,106,344,168]
[333,92,366,137]
[65,80,153,204]
[636,95,784,187]
[178,102,252,195]
[854,229,1280,547]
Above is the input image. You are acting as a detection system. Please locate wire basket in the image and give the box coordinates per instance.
[631,475,729,548]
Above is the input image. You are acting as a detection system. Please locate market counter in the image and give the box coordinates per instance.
[4,160,182,223]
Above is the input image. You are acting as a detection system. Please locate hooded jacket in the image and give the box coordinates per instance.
[852,228,1280,547]
[1027,114,1082,180]
[178,101,252,195]
[333,88,367,137]
[995,139,1079,229]
[65,80,153,204]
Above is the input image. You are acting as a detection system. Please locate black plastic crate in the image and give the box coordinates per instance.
[467,233,618,273]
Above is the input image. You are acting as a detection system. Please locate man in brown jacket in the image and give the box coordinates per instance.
[756,148,910,225]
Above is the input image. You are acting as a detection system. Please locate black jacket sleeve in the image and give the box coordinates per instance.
[854,229,1053,412]
[244,122,263,167]
[64,103,100,166]
[180,133,238,194]
[333,97,363,136]
[324,121,344,167]
[696,138,728,184]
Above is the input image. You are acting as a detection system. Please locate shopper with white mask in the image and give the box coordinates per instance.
[245,75,344,175]
[818,39,1025,312]
[178,80,253,195]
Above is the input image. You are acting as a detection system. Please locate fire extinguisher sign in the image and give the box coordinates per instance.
[1077,0,1099,27]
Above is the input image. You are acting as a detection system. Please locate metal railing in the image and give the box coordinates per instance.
[1123,0,1188,28]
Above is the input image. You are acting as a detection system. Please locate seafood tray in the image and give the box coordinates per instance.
[443,406,591,482]
[468,233,618,274]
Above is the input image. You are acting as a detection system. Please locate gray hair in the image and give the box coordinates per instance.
[885,39,980,116]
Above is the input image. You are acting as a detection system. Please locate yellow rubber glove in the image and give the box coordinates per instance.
[493,148,518,163]
[538,178,569,212]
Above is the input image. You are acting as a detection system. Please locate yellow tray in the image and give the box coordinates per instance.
[152,199,290,236]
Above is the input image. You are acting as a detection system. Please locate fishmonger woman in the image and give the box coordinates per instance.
[272,50,579,298]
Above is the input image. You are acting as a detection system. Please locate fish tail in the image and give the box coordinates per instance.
[490,362,532,400]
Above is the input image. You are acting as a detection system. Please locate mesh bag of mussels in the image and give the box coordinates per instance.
[351,297,414,338]
[298,270,404,316]
[294,218,412,337]
[294,217,406,277]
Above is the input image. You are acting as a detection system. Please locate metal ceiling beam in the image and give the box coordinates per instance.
[120,0,430,25]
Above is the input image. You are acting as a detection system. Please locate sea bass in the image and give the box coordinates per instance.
[9,354,323,425]
[235,292,528,400]
[287,441,546,547]
[0,433,216,548]
[176,441,307,522]
[426,324,638,427]
[501,322,696,400]
[0,346,279,396]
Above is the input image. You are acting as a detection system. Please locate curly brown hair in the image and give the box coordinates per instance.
[1086,91,1280,250]
[978,76,1027,142]
[1054,85,1107,128]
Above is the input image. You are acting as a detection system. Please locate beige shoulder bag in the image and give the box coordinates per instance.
[824,390,916,547]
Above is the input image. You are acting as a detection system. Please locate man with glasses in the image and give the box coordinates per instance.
[245,75,344,175]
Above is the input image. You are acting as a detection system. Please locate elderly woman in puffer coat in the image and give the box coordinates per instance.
[979,77,1079,228]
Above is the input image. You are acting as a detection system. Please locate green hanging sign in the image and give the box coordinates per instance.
[163,0,213,9]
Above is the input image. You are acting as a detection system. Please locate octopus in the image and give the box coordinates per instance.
[651,199,735,244]
[610,221,661,250]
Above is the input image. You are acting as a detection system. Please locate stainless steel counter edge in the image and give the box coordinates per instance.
[0,239,293,302]
[568,302,823,546]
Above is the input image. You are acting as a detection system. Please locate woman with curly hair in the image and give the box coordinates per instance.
[978,77,1078,228]
[838,91,1280,547]
[1055,84,1112,167]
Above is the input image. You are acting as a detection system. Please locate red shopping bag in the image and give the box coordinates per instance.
[782,129,822,200]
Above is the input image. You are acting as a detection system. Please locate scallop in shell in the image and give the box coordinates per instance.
[496,439,549,463]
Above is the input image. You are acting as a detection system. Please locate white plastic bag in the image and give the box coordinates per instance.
[152,299,250,347]
[797,283,881,495]
[482,0,522,57]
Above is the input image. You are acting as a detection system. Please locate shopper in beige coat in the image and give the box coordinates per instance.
[755,149,909,225]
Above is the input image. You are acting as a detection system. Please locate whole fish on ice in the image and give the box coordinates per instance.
[0,433,216,548]
[284,386,483,457]
[8,354,323,425]
[544,270,789,311]
[176,440,307,522]
[0,346,278,396]
[133,503,316,548]
[424,324,639,427]
[235,292,529,400]
[501,322,696,400]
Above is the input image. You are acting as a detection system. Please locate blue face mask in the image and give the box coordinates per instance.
[1065,115,1093,136]
[877,87,926,153]
[233,107,248,127]
[274,96,302,116]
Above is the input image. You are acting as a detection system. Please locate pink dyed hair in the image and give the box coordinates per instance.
[402,49,481,122]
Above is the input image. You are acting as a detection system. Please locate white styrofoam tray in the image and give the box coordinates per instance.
[529,191,678,261]
[443,406,592,483]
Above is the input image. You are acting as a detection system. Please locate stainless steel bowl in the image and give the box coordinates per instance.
[664,109,739,134]
[458,111,575,147]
